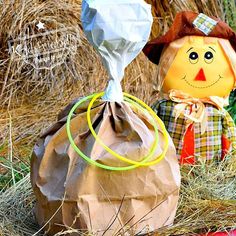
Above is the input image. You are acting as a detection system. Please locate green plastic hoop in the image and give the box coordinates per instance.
[67,94,138,171]
[66,92,169,171]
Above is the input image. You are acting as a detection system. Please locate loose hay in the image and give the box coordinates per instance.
[0,158,235,236]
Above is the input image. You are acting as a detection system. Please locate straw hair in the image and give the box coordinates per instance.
[157,37,187,91]
[219,39,236,85]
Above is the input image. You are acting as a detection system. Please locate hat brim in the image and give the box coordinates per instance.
[143,11,236,65]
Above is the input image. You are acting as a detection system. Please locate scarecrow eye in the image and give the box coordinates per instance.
[204,51,214,64]
[189,52,199,64]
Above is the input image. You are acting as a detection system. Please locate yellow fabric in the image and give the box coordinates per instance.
[164,89,229,134]
[162,36,235,98]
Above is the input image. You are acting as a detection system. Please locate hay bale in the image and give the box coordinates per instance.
[0,0,94,106]
[0,0,156,159]
[0,158,235,235]
[0,0,157,158]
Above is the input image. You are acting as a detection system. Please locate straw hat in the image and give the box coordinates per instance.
[143,11,236,65]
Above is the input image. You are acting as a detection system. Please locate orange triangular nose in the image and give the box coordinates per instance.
[194,68,206,81]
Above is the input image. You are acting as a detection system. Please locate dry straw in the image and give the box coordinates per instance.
[0,157,235,235]
[145,0,225,39]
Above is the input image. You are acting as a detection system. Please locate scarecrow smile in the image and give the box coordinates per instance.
[181,75,222,89]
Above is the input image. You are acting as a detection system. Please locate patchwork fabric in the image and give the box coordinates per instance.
[193,13,218,35]
[152,99,236,160]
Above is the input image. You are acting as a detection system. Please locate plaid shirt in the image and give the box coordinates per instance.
[152,99,236,160]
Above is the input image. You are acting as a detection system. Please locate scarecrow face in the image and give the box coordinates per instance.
[162,36,235,98]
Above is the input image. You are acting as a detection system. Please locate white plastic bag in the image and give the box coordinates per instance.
[81,0,153,102]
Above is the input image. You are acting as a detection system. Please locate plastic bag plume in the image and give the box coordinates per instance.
[81,0,153,102]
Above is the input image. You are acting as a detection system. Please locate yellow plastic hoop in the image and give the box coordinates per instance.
[87,92,169,166]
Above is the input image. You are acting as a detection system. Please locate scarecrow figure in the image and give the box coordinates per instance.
[144,11,236,164]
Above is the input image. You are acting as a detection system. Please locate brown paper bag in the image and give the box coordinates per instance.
[31,99,181,235]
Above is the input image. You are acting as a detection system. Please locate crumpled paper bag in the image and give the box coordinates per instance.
[31,0,181,235]
[31,100,181,235]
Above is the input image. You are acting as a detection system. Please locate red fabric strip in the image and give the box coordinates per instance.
[200,229,236,236]
[180,124,195,164]
[221,134,231,160]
